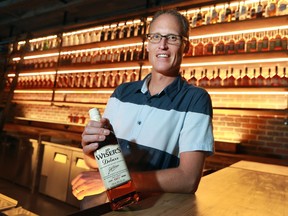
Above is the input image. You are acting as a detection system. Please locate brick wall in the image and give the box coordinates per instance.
[11,87,288,162]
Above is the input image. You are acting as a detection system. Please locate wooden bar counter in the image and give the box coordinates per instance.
[70,161,288,216]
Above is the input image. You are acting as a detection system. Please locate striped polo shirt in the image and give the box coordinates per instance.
[103,73,214,172]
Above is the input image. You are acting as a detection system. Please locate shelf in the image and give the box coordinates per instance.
[12,87,287,94]
[214,107,287,118]
[182,51,288,67]
[190,15,288,37]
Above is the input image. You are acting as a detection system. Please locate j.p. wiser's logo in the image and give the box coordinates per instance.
[95,146,122,164]
[94,144,131,189]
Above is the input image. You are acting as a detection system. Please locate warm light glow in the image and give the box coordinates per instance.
[29,35,57,43]
[63,26,103,36]
[14,90,53,93]
[24,53,59,59]
[55,90,114,94]
[209,91,288,95]
[58,66,140,74]
[181,58,288,67]
[189,25,288,40]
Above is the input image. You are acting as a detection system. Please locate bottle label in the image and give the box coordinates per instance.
[94,144,131,190]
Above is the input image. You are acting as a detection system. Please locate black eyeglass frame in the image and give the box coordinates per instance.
[146,33,188,45]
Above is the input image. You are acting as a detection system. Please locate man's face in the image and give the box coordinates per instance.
[147,13,187,76]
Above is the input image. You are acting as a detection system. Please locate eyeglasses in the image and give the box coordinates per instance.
[146,33,188,45]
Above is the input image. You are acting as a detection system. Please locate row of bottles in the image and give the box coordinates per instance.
[59,46,147,66]
[62,19,146,47]
[57,70,138,88]
[11,0,288,54]
[186,0,288,28]
[186,28,287,57]
[8,70,139,89]
[10,35,60,53]
[183,66,287,87]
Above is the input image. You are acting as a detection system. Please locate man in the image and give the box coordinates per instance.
[71,9,214,208]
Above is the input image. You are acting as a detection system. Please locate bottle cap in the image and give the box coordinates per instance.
[89,108,101,121]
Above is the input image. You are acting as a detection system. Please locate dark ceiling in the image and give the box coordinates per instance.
[0,0,212,43]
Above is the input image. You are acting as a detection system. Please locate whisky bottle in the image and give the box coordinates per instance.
[89,108,139,210]
[256,67,265,86]
[188,69,197,86]
[242,67,251,86]
[280,67,288,86]
[266,68,272,86]
[250,69,257,86]
[271,66,281,86]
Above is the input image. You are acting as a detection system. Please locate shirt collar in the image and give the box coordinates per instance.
[140,73,184,101]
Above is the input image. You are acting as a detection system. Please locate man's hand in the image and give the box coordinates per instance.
[71,170,106,200]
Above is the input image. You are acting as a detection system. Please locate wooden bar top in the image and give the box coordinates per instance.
[70,161,288,216]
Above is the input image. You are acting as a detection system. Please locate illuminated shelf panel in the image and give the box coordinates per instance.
[181,51,288,67]
[13,87,286,94]
[189,15,288,38]
[214,107,287,118]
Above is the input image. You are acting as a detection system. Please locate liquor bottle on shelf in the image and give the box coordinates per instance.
[211,5,218,24]
[225,3,232,22]
[209,70,216,87]
[199,69,209,87]
[218,4,226,23]
[261,31,269,51]
[100,72,107,88]
[216,36,225,55]
[80,73,86,88]
[107,71,115,88]
[188,69,197,86]
[130,69,138,82]
[68,73,75,88]
[239,0,248,20]
[242,67,251,86]
[122,70,129,84]
[250,2,257,19]
[204,37,213,56]
[189,11,197,28]
[214,68,222,87]
[113,49,120,62]
[228,68,236,86]
[86,73,92,88]
[236,34,246,53]
[62,74,69,88]
[247,33,257,52]
[277,0,288,16]
[204,7,212,25]
[280,29,287,50]
[250,69,257,86]
[115,70,122,86]
[280,67,288,86]
[271,66,281,86]
[236,69,242,86]
[74,73,81,88]
[223,69,229,86]
[194,39,204,56]
[225,35,235,54]
[92,73,100,88]
[265,0,277,17]
[256,67,265,86]
[106,49,113,63]
[266,68,272,86]
[196,8,203,27]
[274,30,283,51]
[269,30,276,51]
[88,108,139,211]
[256,0,264,18]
